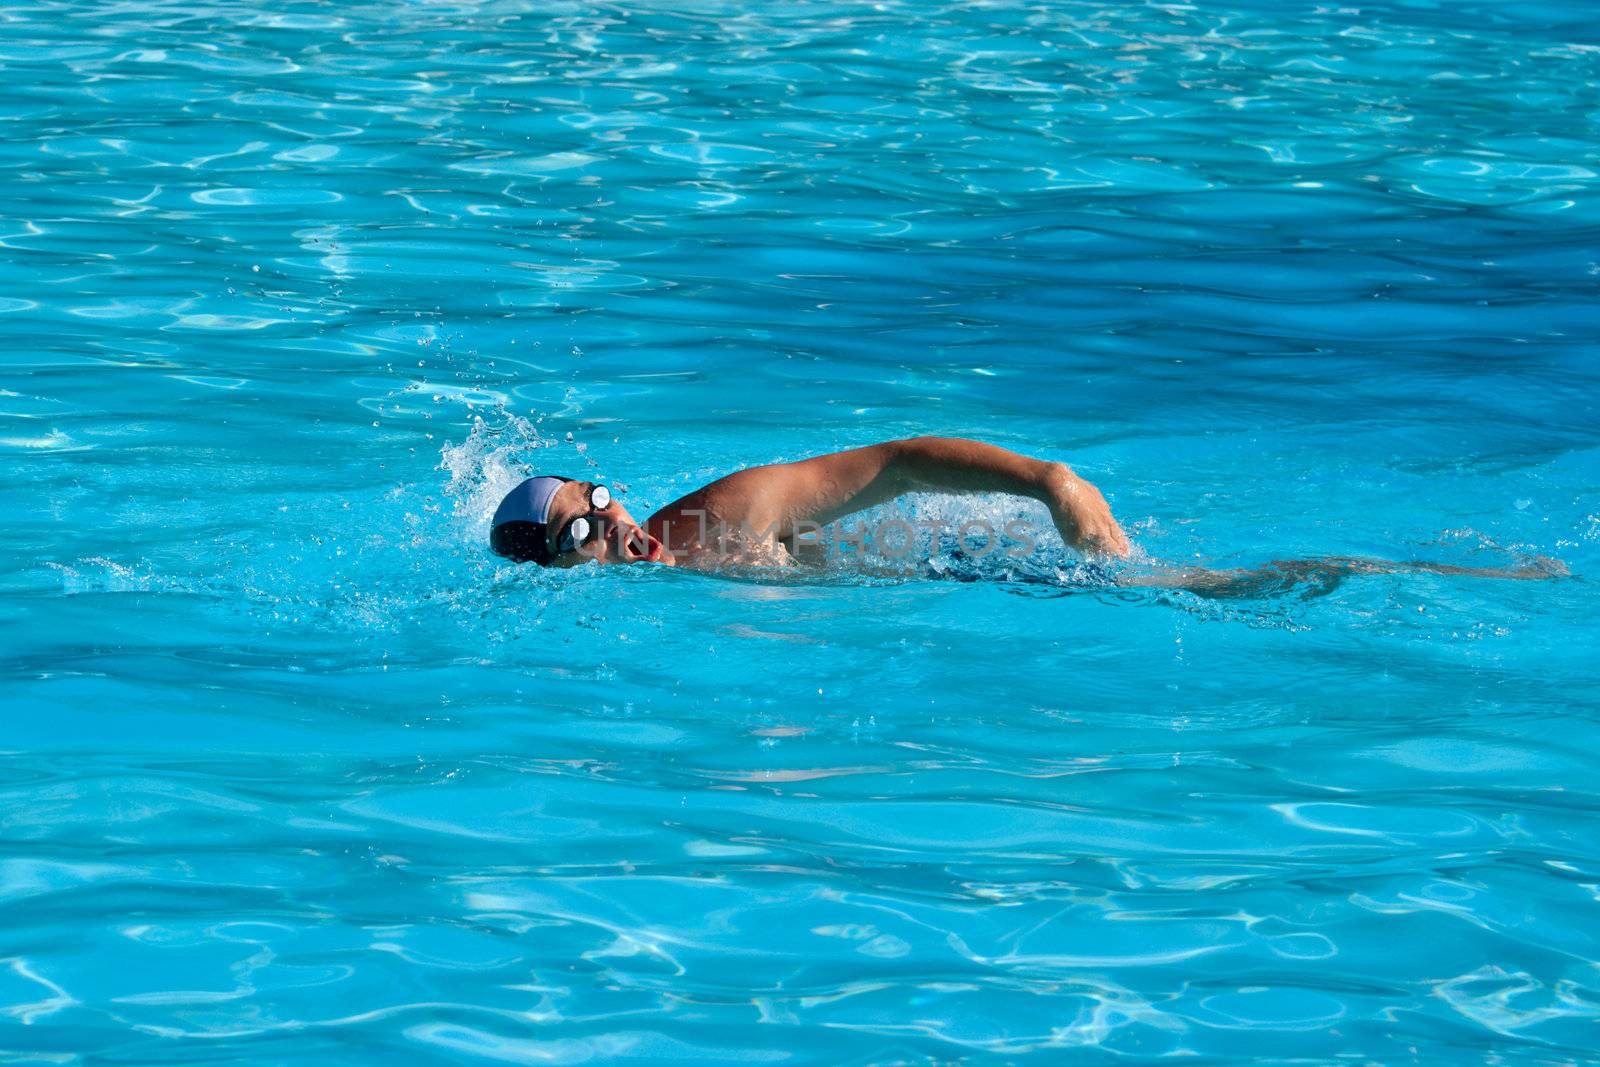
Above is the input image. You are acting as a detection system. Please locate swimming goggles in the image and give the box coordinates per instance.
[555,483,611,555]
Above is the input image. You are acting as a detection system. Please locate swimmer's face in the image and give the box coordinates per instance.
[544,479,671,566]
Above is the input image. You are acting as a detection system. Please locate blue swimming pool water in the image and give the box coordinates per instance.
[4,0,1599,1061]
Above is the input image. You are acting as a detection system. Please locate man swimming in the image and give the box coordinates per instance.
[489,435,1564,591]
[491,436,1126,568]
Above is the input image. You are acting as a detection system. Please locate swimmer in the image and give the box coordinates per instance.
[492,436,1126,567]
[489,435,1566,593]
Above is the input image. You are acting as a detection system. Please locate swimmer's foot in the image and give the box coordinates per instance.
[1508,555,1571,579]
[1403,554,1571,580]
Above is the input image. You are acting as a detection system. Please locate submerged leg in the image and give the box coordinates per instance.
[1118,554,1569,600]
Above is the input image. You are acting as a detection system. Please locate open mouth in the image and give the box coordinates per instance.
[624,527,660,562]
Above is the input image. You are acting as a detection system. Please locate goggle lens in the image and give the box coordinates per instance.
[556,484,610,556]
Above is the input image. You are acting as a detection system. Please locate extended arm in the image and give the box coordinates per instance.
[650,436,1130,557]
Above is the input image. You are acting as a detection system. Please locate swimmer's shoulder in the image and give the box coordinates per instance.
[648,468,784,543]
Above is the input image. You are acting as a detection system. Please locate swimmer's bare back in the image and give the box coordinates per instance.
[640,435,1567,590]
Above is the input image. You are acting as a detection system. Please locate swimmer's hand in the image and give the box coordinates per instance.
[1045,466,1130,558]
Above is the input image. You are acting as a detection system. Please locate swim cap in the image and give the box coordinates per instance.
[489,475,570,564]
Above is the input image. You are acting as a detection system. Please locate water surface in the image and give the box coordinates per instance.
[3,0,1599,1062]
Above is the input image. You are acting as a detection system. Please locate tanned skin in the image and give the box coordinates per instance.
[531,435,1566,593]
[649,436,1128,563]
